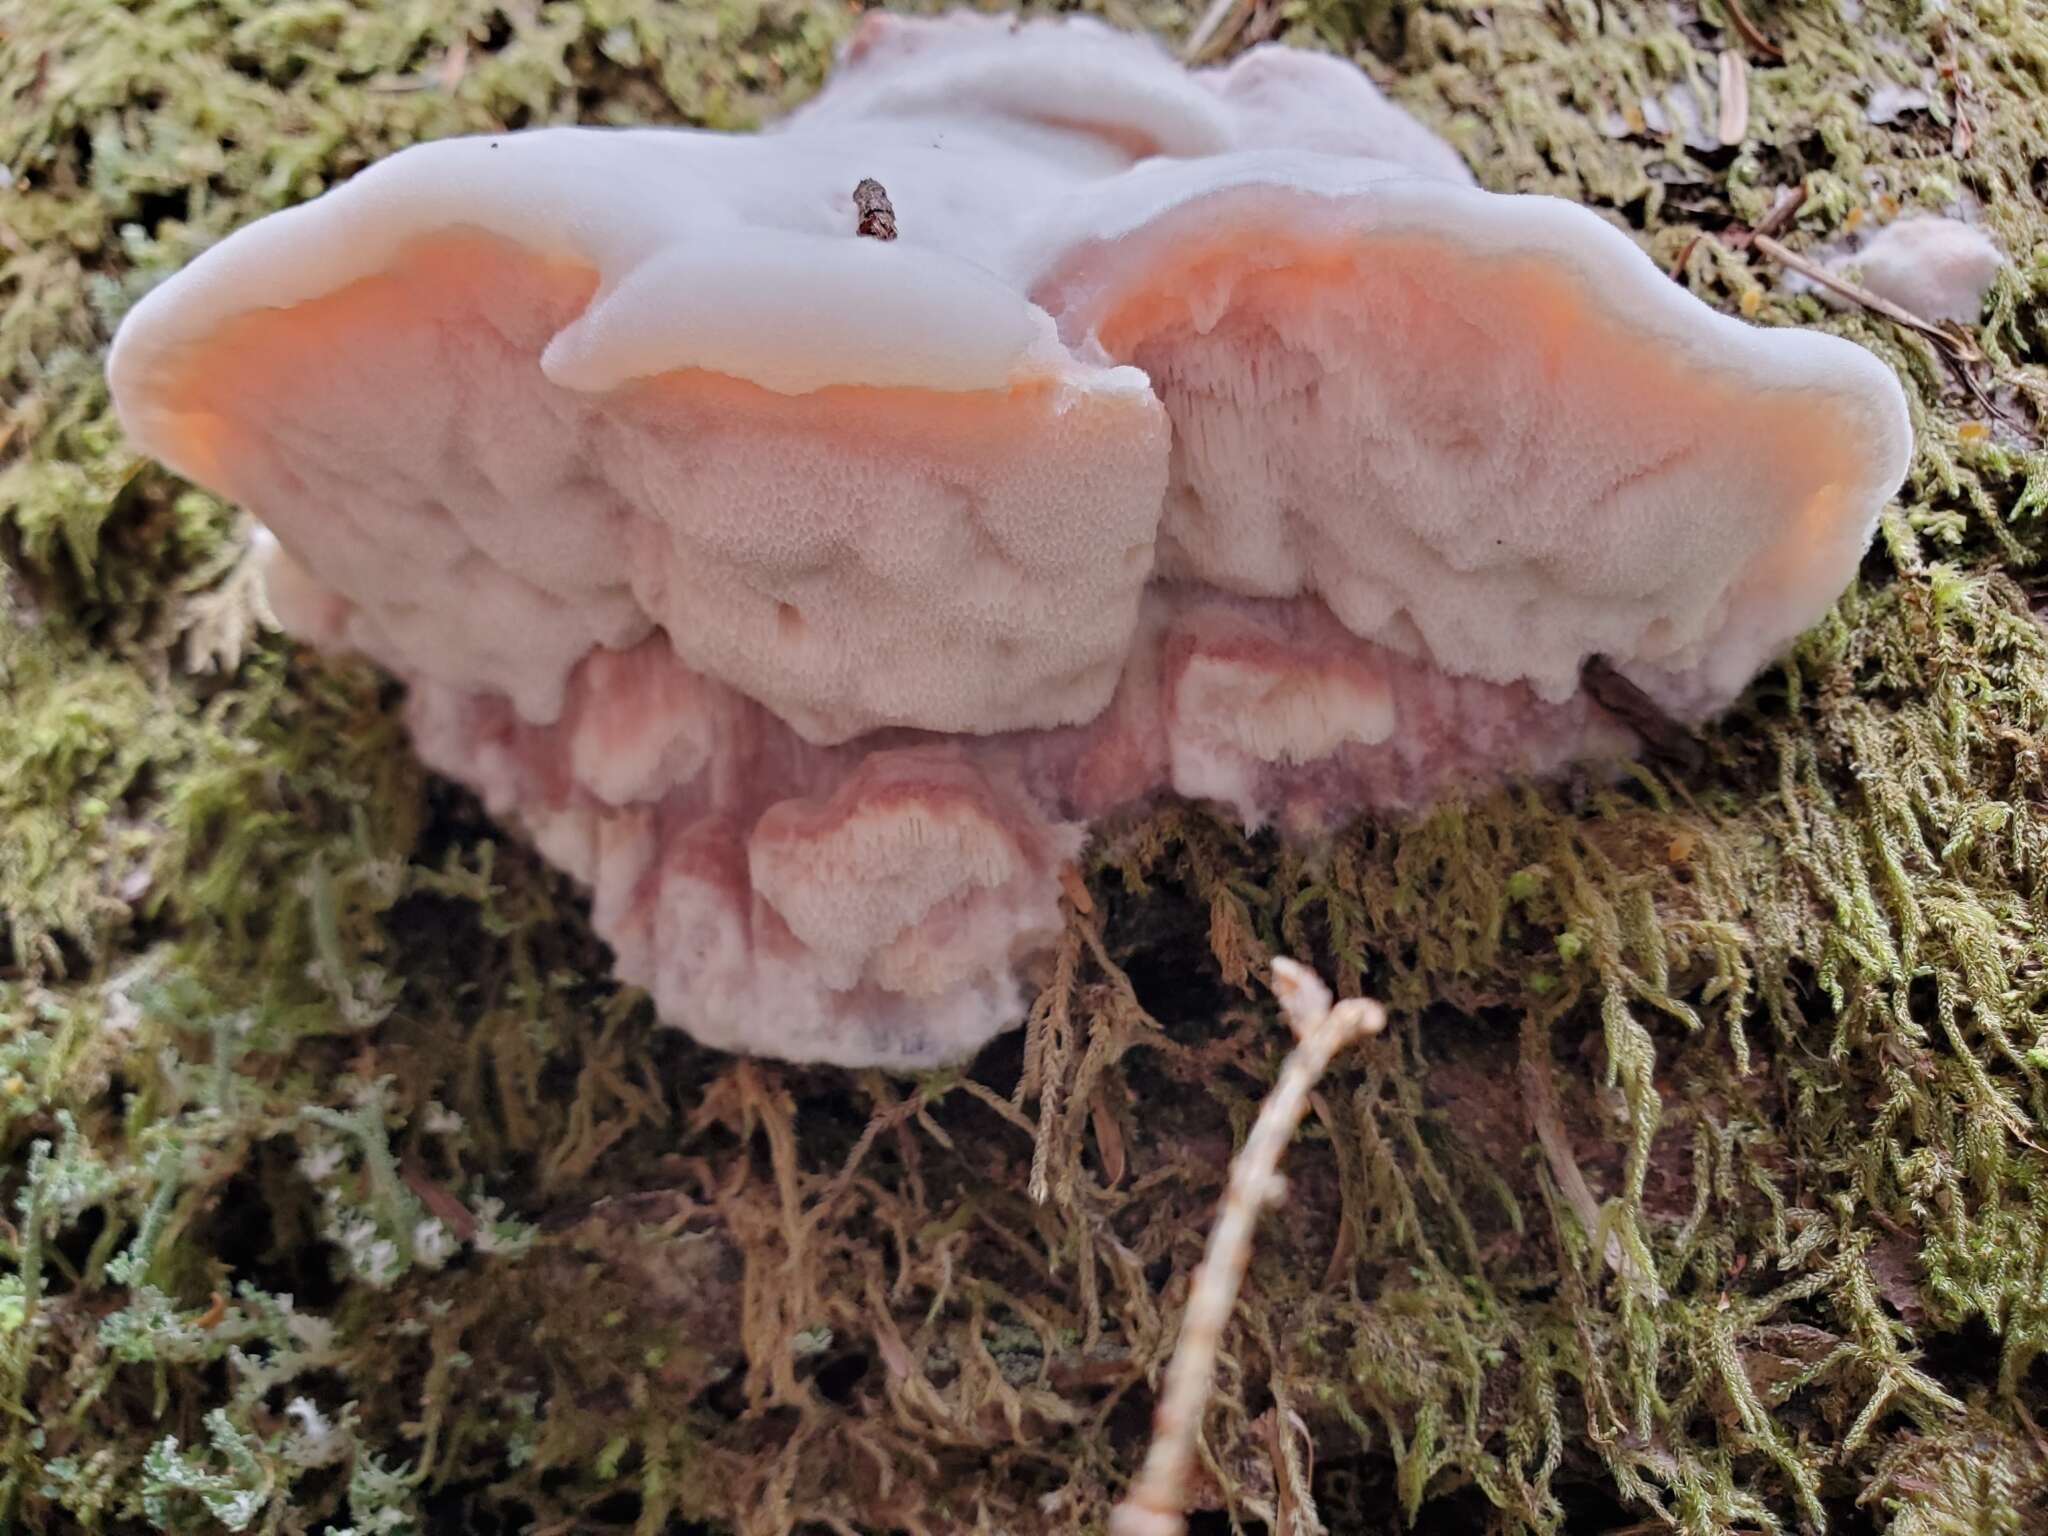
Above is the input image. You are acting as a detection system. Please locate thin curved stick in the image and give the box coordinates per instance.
[1111,960,1385,1536]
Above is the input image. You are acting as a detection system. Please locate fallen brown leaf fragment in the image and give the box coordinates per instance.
[1582,657,1706,775]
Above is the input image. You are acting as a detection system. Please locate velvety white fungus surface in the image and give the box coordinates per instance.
[1824,213,2004,325]
[109,10,1914,1068]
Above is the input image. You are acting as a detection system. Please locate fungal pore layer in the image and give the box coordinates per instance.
[109,12,1913,1067]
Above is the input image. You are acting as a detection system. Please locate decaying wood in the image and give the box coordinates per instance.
[1582,656,1707,775]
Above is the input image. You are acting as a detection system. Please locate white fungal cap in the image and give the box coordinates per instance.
[1026,152,1912,717]
[1194,44,1476,182]
[106,11,1915,1069]
[799,10,1473,182]
[1826,214,2004,325]
[793,9,1239,162]
[108,124,1169,736]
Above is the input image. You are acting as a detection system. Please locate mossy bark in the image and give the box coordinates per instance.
[5,1,2048,1532]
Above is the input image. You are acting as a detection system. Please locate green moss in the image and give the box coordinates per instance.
[6,0,2048,1531]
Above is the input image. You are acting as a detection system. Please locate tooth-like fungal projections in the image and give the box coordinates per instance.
[108,10,1912,1068]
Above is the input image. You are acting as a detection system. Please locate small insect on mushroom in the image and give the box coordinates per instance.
[853,176,896,241]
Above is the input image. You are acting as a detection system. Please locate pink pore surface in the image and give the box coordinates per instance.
[141,222,1885,1070]
[142,232,1165,739]
[110,17,1911,1068]
[400,584,1629,1067]
[143,227,1646,1068]
[137,216,1897,1069]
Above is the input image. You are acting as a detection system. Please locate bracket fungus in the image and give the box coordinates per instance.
[1824,213,2005,325]
[109,11,1912,1069]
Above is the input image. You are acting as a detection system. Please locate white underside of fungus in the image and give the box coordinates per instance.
[109,11,1913,1068]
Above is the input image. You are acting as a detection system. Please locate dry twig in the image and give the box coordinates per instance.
[1666,234,1704,284]
[1110,960,1385,1536]
[1740,183,1806,246]
[1749,215,2022,450]
[1182,0,1252,62]
[1750,231,1983,362]
[1670,182,1802,283]
[401,1157,479,1243]
[1720,0,1782,60]
[1518,1021,1664,1304]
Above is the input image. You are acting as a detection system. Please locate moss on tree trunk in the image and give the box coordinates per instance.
[5,0,2048,1531]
